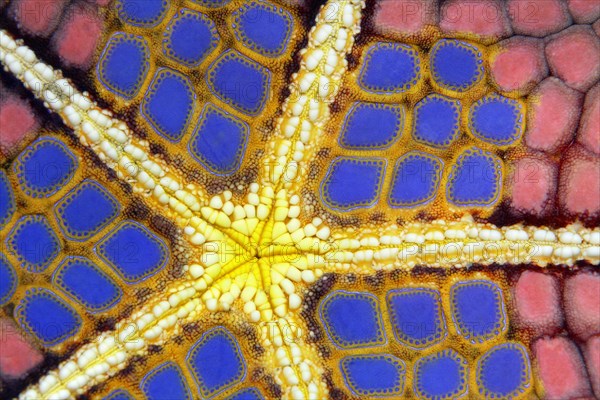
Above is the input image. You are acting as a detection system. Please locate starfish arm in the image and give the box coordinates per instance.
[16,275,207,399]
[321,217,600,272]
[262,0,365,193]
[261,315,329,400]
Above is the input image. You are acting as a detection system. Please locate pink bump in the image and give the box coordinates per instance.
[509,154,557,214]
[374,0,437,36]
[52,5,103,69]
[491,36,547,94]
[533,336,592,399]
[440,0,511,42]
[525,77,583,153]
[0,319,43,379]
[578,84,600,155]
[567,0,600,24]
[0,96,39,154]
[559,146,600,216]
[584,336,600,398]
[514,271,562,335]
[507,0,570,37]
[546,26,600,93]
[9,0,68,37]
[564,273,600,341]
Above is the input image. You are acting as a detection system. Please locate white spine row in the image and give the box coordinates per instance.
[264,0,366,191]
[325,219,600,271]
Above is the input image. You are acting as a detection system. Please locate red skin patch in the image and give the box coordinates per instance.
[578,84,600,155]
[373,0,437,36]
[490,36,547,94]
[564,273,600,341]
[584,336,600,398]
[0,319,43,379]
[52,5,103,69]
[533,336,592,399]
[513,271,562,335]
[525,77,583,154]
[509,154,557,215]
[439,0,511,42]
[9,0,68,37]
[567,0,600,24]
[0,96,39,154]
[507,0,570,37]
[545,26,600,93]
[559,145,600,216]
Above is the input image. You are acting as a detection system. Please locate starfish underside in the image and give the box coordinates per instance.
[0,0,599,399]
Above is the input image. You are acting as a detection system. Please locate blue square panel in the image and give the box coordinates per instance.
[188,103,249,175]
[341,355,405,397]
[358,42,421,94]
[7,215,61,273]
[141,68,196,142]
[320,157,386,211]
[389,151,443,208]
[186,327,246,398]
[116,0,169,27]
[469,94,524,146]
[53,256,122,312]
[207,50,270,116]
[15,288,82,346]
[447,147,502,207]
[140,362,192,400]
[476,343,531,398]
[226,387,264,400]
[387,288,446,349]
[414,350,468,400]
[55,179,120,241]
[450,280,507,343]
[97,32,150,99]
[412,94,461,149]
[430,39,484,93]
[339,102,404,150]
[233,1,293,57]
[0,254,17,306]
[163,9,219,67]
[0,169,15,229]
[95,220,169,284]
[14,136,77,198]
[319,291,385,349]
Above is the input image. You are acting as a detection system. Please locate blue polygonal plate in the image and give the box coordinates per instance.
[389,151,443,208]
[15,288,82,346]
[319,290,386,349]
[140,362,192,400]
[430,39,484,93]
[339,102,404,150]
[447,147,503,207]
[320,157,386,211]
[97,33,150,99]
[450,280,507,343]
[233,1,293,57]
[163,9,219,67]
[476,343,531,398]
[53,256,122,313]
[341,355,406,397]
[186,326,246,398]
[358,42,421,94]
[13,136,77,198]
